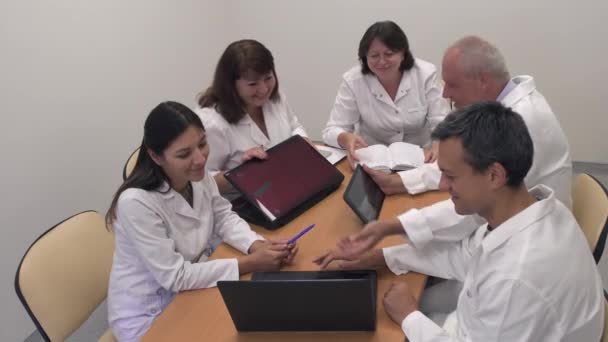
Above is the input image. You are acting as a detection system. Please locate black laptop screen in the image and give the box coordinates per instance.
[218,270,377,331]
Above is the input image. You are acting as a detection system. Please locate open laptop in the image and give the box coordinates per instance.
[217,270,377,332]
[343,165,385,223]
[225,135,344,230]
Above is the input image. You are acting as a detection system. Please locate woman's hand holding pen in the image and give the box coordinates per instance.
[271,238,298,265]
[239,240,297,275]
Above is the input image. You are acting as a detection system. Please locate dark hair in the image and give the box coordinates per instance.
[198,39,280,124]
[358,21,415,75]
[105,101,205,226]
[431,101,533,187]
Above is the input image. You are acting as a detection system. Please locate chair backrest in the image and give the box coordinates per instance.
[572,173,608,263]
[15,211,115,341]
[602,291,608,342]
[122,147,140,180]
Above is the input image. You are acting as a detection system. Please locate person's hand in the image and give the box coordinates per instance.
[362,165,406,195]
[313,248,351,269]
[424,141,439,163]
[313,248,385,270]
[240,240,290,274]
[339,132,368,169]
[272,238,299,265]
[335,220,389,259]
[285,244,298,264]
[241,146,268,162]
[302,136,316,148]
[383,281,418,324]
[312,220,392,269]
[251,239,298,265]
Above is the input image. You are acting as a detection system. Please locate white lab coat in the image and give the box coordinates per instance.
[108,171,263,342]
[322,59,450,148]
[387,186,604,341]
[196,91,308,174]
[394,75,573,248]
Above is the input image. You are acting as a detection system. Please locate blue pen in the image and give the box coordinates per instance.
[287,224,315,244]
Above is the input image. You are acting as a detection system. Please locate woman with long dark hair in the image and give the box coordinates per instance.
[106,101,296,341]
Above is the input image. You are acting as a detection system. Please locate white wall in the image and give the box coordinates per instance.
[0,1,228,340]
[226,0,608,162]
[2,1,607,340]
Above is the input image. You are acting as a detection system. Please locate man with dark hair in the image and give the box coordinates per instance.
[316,102,603,341]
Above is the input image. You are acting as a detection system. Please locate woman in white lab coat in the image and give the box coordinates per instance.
[322,21,449,167]
[196,39,309,195]
[105,101,297,342]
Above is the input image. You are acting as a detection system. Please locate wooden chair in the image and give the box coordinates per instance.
[602,291,608,342]
[15,211,116,341]
[572,173,608,263]
[122,147,140,180]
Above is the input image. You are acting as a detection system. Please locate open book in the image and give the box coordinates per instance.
[355,142,424,173]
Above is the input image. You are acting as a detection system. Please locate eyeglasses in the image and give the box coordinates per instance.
[366,50,398,61]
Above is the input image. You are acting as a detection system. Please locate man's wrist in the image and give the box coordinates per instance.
[379,218,405,237]
[368,249,387,268]
[390,173,407,193]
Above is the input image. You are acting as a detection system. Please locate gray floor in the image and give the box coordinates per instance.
[24,161,608,341]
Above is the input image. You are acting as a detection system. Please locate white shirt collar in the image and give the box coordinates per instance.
[481,185,555,252]
[496,79,517,102]
[367,70,412,104]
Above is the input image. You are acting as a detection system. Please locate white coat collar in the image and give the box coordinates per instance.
[367,70,412,106]
[235,108,271,147]
[157,181,203,221]
[480,185,555,253]
[501,75,536,108]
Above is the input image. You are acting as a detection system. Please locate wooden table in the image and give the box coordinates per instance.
[143,160,448,341]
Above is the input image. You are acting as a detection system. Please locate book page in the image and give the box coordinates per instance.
[354,145,392,173]
[315,145,347,165]
[388,142,424,171]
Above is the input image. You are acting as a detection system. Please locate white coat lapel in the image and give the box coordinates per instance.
[239,114,269,147]
[368,75,395,106]
[169,185,202,221]
[501,76,536,108]
[393,71,412,103]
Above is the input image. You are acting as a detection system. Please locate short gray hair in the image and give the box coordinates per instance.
[448,36,510,83]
